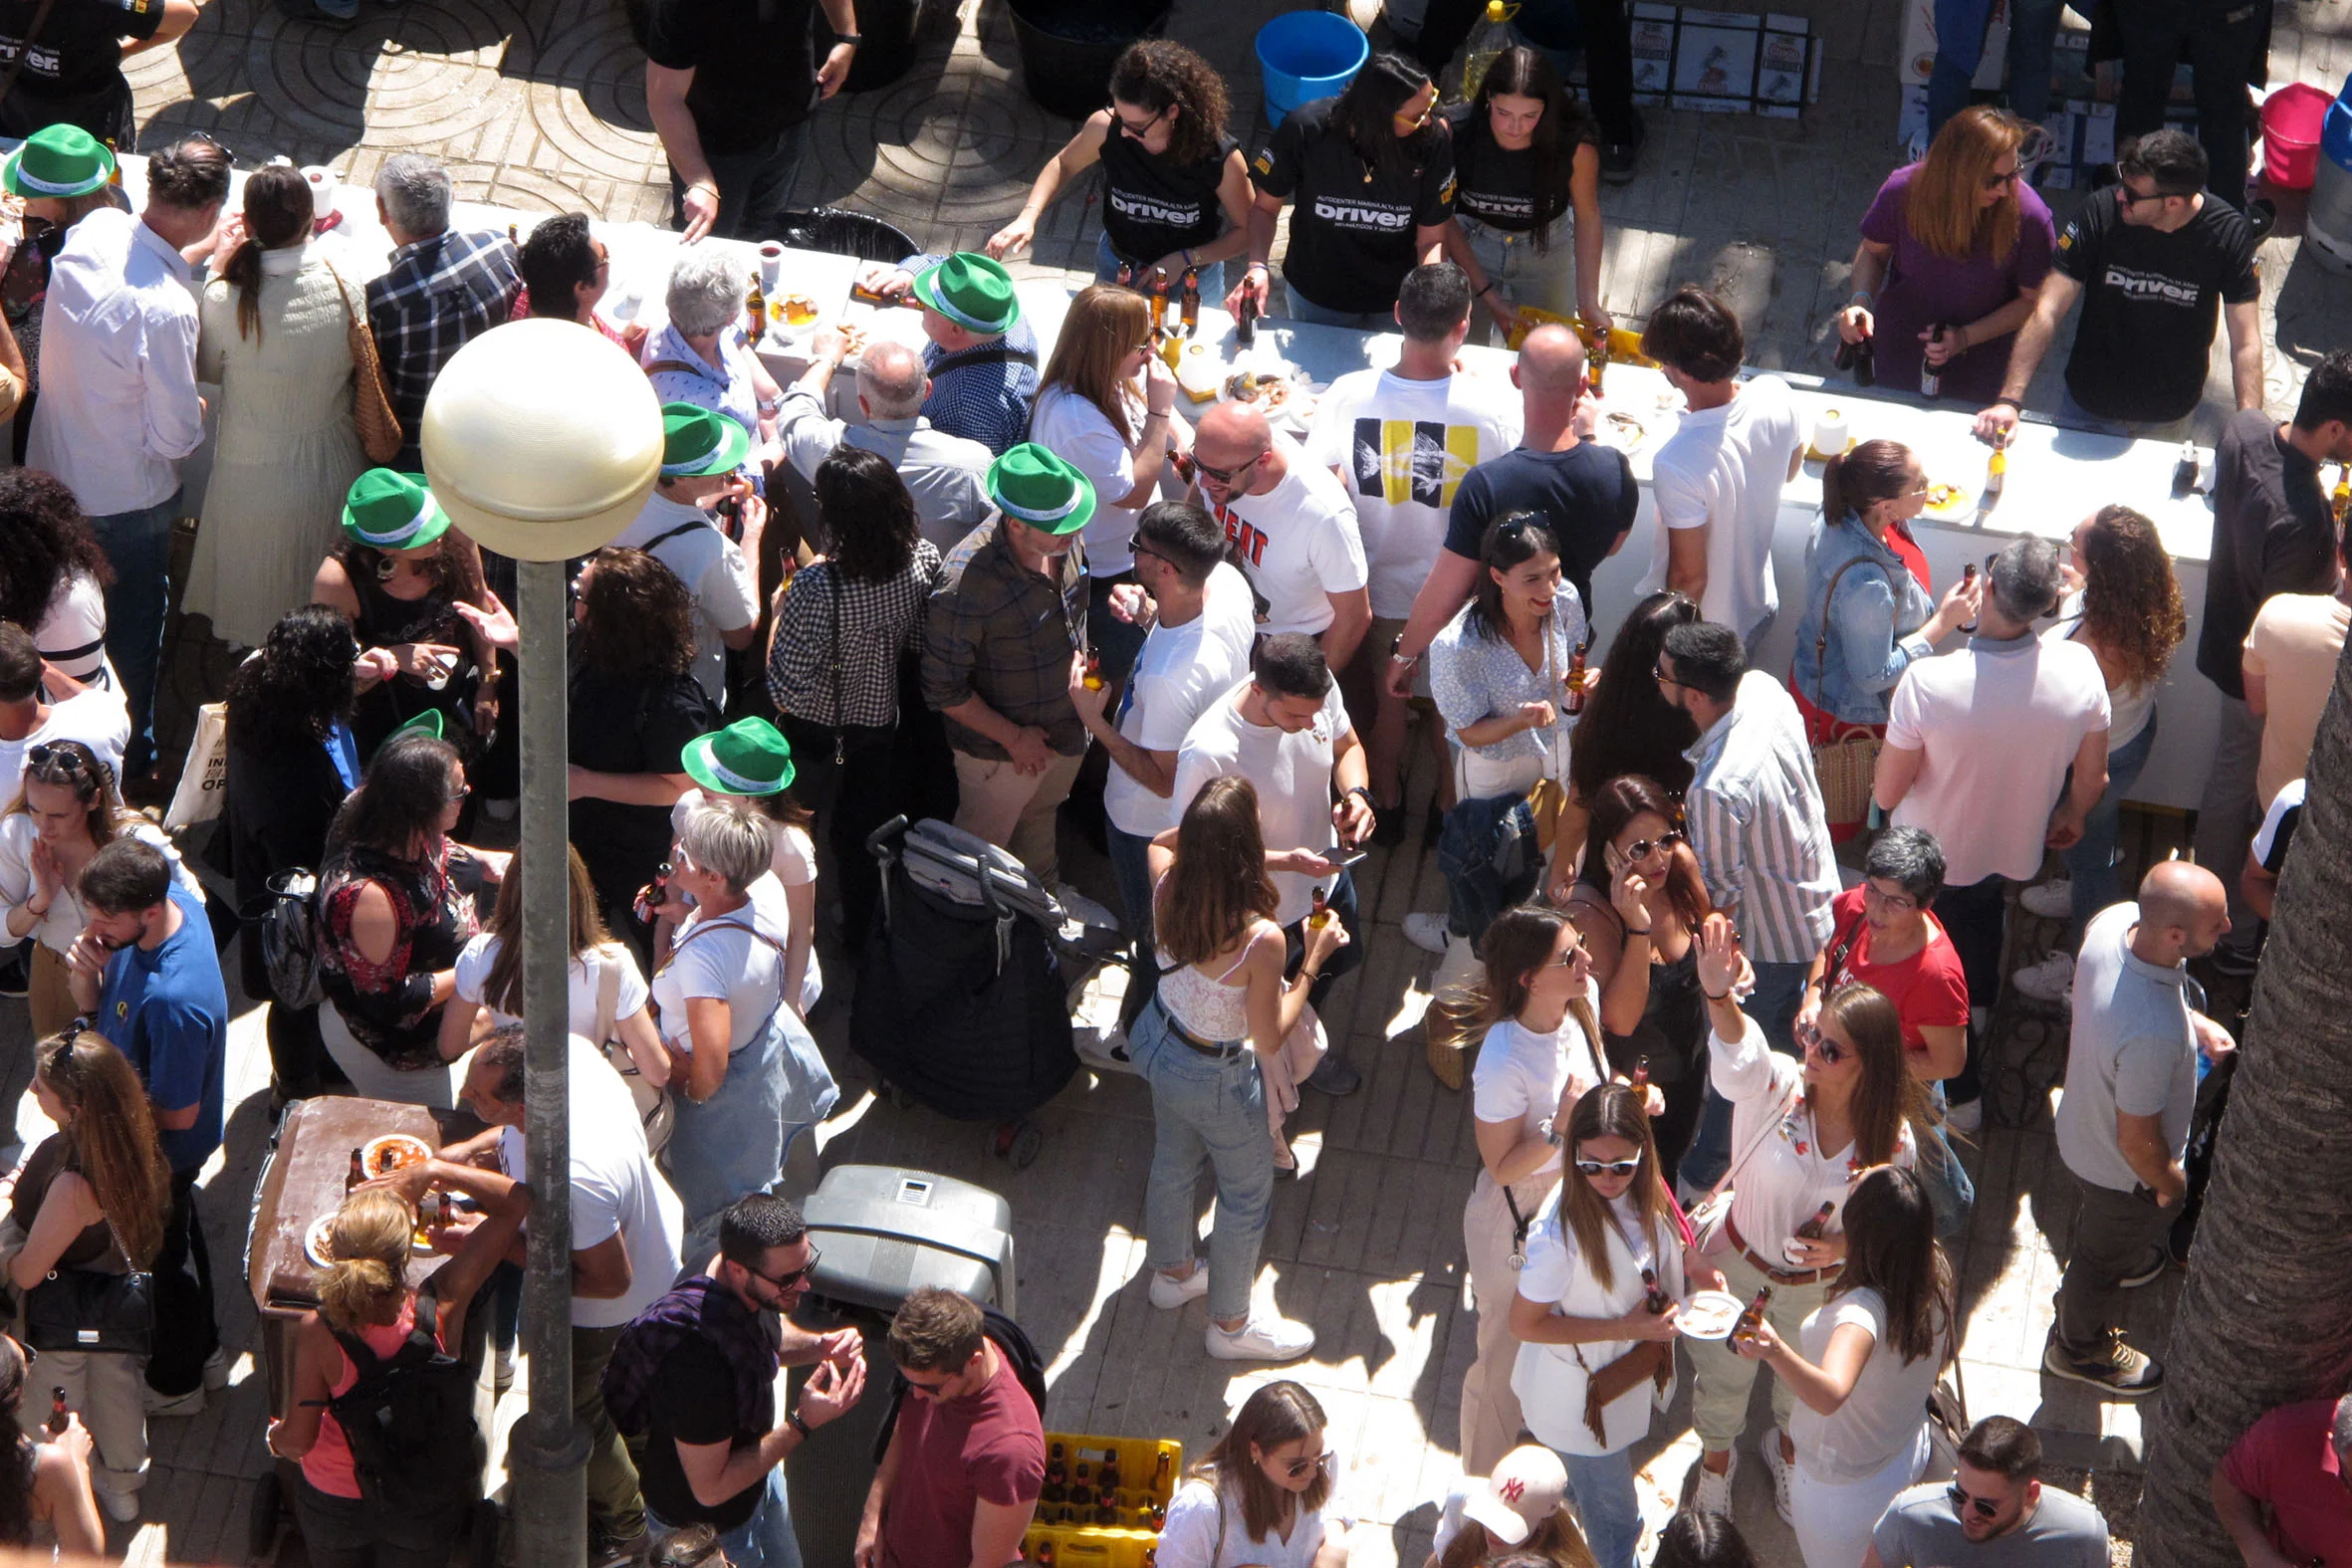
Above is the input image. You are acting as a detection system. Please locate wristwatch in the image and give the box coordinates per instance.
[1345,785,1376,812]
[788,1412,814,1440]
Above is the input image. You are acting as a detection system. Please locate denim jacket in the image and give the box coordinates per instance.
[1788,513,1936,725]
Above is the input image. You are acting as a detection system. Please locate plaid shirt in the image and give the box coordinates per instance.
[766,541,942,729]
[903,253,1040,454]
[365,230,522,469]
[921,519,1088,760]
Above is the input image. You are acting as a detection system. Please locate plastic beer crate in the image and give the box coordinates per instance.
[1018,1433,1183,1567]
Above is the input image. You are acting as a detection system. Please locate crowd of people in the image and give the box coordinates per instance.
[0,0,2342,1564]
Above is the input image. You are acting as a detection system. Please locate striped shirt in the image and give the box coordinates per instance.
[1682,671,1838,964]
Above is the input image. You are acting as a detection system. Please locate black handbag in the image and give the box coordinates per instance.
[23,1219,155,1356]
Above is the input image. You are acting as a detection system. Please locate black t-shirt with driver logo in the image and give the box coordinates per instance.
[1251,96,1454,317]
[0,0,160,142]
[2051,187,2259,425]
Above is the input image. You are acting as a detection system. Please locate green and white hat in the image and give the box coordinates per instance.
[659,402,751,478]
[2,124,117,199]
[986,443,1095,537]
[378,708,446,755]
[681,716,795,796]
[911,252,1021,336]
[341,469,452,552]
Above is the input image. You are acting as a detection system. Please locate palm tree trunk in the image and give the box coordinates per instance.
[2139,651,2352,1567]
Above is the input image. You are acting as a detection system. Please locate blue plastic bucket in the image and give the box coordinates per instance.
[1256,11,1370,126]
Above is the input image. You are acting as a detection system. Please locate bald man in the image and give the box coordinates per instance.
[2047,859,2236,1397]
[777,329,996,553]
[1386,324,1636,701]
[1192,400,1372,671]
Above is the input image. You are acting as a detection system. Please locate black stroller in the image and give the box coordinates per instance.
[850,817,1126,1167]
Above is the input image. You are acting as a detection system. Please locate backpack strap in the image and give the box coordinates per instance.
[328,1290,441,1379]
[643,519,710,551]
[937,343,1037,372]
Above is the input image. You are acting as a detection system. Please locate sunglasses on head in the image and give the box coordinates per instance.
[1575,1158,1642,1178]
[24,743,99,783]
[1947,1481,2002,1520]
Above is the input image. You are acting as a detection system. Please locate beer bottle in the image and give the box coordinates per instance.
[1832,331,1875,388]
[1731,1286,1771,1340]
[1234,292,1257,348]
[1149,275,1169,336]
[1116,261,1135,289]
[346,1148,365,1193]
[1098,1452,1122,1492]
[1036,1543,1056,1568]
[1792,1202,1834,1241]
[1069,1463,1092,1507]
[1306,886,1332,931]
[1629,1055,1651,1088]
[1179,267,1201,336]
[1081,649,1103,691]
[1641,1267,1669,1315]
[1093,1500,1119,1526]
[1919,325,1946,398]
[46,1388,69,1436]
[1984,437,2006,507]
[1563,644,1588,716]
[1587,322,1609,394]
[2331,462,2350,525]
[1143,1550,1158,1568]
[1042,1443,1067,1503]
[746,272,768,345]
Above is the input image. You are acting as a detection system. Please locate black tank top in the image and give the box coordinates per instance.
[1097,123,1237,267]
[339,547,478,754]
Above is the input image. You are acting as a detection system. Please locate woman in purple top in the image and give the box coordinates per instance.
[1833,107,2056,405]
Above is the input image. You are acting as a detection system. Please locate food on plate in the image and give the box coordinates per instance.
[360,1134,431,1179]
[1604,410,1647,448]
[1676,1289,1744,1339]
[1923,481,1973,516]
[780,293,820,326]
[1223,369,1294,409]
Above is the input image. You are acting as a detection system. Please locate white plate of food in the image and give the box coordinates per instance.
[359,1134,431,1181]
[1675,1289,1745,1340]
[1220,365,1318,430]
[1922,480,1974,521]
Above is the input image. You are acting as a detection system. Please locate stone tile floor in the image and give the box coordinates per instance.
[48,0,2349,1558]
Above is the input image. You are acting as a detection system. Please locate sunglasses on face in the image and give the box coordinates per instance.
[1283,1451,1335,1480]
[1652,663,1684,689]
[1796,1022,1847,1065]
[744,1245,823,1293]
[2117,182,2182,208]
[1111,106,1165,137]
[1626,830,1684,860]
[1191,450,1264,486]
[1540,940,1587,970]
[1947,1481,2002,1520]
[1575,1159,1643,1177]
[1980,166,2020,191]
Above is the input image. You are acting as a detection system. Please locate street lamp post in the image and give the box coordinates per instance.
[421,320,665,1568]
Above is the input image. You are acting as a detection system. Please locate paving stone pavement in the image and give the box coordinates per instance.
[64,0,2352,1560]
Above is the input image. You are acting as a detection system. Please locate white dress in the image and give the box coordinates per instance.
[188,246,368,648]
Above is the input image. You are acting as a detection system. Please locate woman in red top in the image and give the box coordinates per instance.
[267,1162,530,1568]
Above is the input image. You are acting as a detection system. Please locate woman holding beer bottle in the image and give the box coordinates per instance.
[1682,923,1926,1526]
[1441,47,1608,345]
[1730,1166,1951,1568]
[1507,1081,1717,1568]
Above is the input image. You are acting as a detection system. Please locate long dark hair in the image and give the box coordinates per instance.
[1467,905,1605,1073]
[1831,1166,1953,1365]
[1157,777,1278,967]
[1194,1382,1332,1544]
[219,163,314,343]
[576,547,696,685]
[1573,774,1710,933]
[226,604,359,750]
[1330,53,1443,177]
[816,448,919,583]
[327,732,459,864]
[2075,504,2186,693]
[1108,39,1232,168]
[1466,512,1561,644]
[1567,590,1700,804]
[38,1027,171,1269]
[1468,47,1597,252]
[1812,984,1933,1166]
[0,469,112,630]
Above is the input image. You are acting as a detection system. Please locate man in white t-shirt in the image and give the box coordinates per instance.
[1192,401,1371,669]
[1070,502,1255,1018]
[448,1027,685,1557]
[1172,634,1374,1093]
[609,404,765,705]
[0,621,129,791]
[1308,262,1521,840]
[1635,286,1804,657]
[1877,537,2109,1128]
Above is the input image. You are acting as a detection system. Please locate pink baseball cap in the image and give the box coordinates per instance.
[1462,1446,1569,1545]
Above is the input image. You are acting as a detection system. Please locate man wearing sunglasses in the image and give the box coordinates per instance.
[0,621,127,797]
[1192,400,1372,675]
[606,1193,866,1568]
[1867,1417,2107,1568]
[1973,128,2261,446]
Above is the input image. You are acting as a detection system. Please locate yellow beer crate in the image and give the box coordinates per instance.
[1018,1434,1183,1567]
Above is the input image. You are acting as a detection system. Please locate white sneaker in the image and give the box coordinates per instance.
[98,1488,138,1523]
[1206,1312,1316,1362]
[1148,1264,1210,1309]
[2018,879,2073,919]
[1691,1451,1738,1516]
[2012,951,2076,1005]
[1403,912,1451,955]
[202,1346,232,1392]
[1944,1096,1984,1136]
[1762,1427,1795,1524]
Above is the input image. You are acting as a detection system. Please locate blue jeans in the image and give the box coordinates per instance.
[1131,995,1272,1324]
[668,123,808,242]
[1106,821,1158,1021]
[88,489,180,779]
[1281,865,1364,1013]
[661,1005,790,1231]
[1559,1448,1643,1568]
[2063,712,2158,948]
[1918,1087,1977,1240]
[1280,283,1391,333]
[1093,230,1225,305]
[652,1465,799,1568]
[1682,958,1810,1192]
[2005,0,2063,127]
[1925,0,1994,141]
[1457,214,1575,345]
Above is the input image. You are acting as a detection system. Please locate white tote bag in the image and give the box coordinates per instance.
[162,703,229,830]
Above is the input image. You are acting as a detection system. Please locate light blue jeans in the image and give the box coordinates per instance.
[1094,230,1225,306]
[2062,711,2158,949]
[1458,214,1576,344]
[1918,1084,1977,1240]
[1559,1447,1643,1568]
[1132,994,1272,1324]
[662,1004,790,1230]
[88,489,180,780]
[651,1465,799,1568]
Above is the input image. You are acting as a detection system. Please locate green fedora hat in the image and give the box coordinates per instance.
[659,402,751,479]
[681,717,795,796]
[341,469,452,552]
[377,708,445,757]
[911,252,1021,336]
[987,443,1095,537]
[2,124,116,199]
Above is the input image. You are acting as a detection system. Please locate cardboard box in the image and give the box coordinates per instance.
[1896,0,2008,90]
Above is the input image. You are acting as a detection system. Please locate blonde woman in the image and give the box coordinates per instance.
[1027,283,1185,679]
[1834,107,2055,403]
[1,1029,173,1523]
[267,1163,529,1565]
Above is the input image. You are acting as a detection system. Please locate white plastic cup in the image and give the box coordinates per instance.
[758,241,785,291]
[301,165,339,221]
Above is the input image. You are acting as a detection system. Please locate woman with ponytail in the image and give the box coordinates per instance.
[268,1155,530,1565]
[189,161,369,648]
[2,1027,172,1524]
